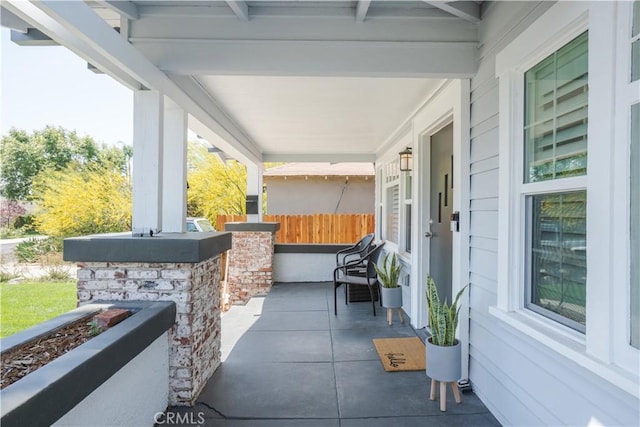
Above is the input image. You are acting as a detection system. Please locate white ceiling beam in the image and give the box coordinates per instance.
[133,39,478,78]
[225,1,249,22]
[4,0,262,166]
[1,8,29,33]
[96,1,139,21]
[355,0,371,23]
[423,1,480,23]
[129,8,475,41]
[262,153,376,163]
[137,4,447,19]
[170,75,257,159]
[10,28,58,46]
[189,118,241,163]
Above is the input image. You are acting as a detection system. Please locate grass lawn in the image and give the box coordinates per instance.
[0,282,77,338]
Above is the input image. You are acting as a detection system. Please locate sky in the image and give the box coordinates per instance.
[1,28,134,147]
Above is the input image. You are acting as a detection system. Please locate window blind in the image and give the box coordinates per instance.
[386,185,399,244]
[524,32,589,183]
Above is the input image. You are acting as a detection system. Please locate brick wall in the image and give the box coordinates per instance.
[226,231,275,304]
[76,256,222,406]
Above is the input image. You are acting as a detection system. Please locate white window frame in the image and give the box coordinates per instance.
[612,0,640,365]
[385,182,400,245]
[381,159,400,246]
[402,172,413,255]
[377,126,413,254]
[521,30,589,332]
[491,1,639,397]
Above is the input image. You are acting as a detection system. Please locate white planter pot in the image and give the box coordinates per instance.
[425,338,462,382]
[380,286,402,308]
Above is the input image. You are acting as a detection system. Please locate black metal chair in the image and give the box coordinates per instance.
[333,242,385,316]
[336,233,375,267]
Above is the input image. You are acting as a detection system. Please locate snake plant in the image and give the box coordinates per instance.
[426,276,467,346]
[374,252,402,288]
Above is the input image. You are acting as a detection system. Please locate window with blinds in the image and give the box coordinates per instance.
[523,31,589,331]
[386,184,399,244]
[524,32,588,183]
[527,191,587,331]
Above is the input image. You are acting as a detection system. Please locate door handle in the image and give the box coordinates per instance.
[424,231,433,238]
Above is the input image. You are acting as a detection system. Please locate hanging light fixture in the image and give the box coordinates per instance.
[399,147,413,172]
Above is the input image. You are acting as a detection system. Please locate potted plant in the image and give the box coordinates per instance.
[425,276,467,411]
[374,252,403,325]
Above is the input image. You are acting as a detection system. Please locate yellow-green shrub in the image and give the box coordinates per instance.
[34,167,131,237]
[187,144,247,224]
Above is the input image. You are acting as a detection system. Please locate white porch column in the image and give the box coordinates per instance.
[162,98,187,233]
[246,164,263,222]
[132,90,164,235]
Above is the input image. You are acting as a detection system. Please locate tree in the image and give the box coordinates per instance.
[0,129,41,201]
[33,166,131,237]
[0,199,26,228]
[0,126,132,200]
[98,144,133,180]
[187,141,247,224]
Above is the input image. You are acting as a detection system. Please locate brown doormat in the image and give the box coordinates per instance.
[373,337,426,372]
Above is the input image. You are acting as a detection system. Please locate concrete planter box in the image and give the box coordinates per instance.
[0,301,176,427]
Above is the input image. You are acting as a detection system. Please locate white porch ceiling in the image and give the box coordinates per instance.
[2,0,483,165]
[196,75,442,161]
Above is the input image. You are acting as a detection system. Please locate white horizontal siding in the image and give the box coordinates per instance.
[469,156,498,175]
[470,236,498,253]
[469,272,498,296]
[470,84,499,128]
[470,211,498,239]
[470,169,499,199]
[469,247,498,282]
[470,197,498,212]
[471,290,638,426]
[468,1,639,426]
[470,127,499,162]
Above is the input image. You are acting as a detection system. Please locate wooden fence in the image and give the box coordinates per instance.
[215,214,375,244]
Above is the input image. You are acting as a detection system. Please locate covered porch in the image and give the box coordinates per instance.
[176,281,499,426]
[3,1,639,426]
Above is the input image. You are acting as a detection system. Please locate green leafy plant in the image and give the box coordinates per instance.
[426,276,467,346]
[15,237,61,263]
[43,265,71,282]
[14,238,40,263]
[14,214,37,234]
[374,252,402,288]
[0,227,22,239]
[0,268,18,283]
[87,320,102,337]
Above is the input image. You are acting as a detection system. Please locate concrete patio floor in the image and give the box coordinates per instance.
[170,282,500,426]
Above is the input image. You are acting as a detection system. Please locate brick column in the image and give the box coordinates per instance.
[64,233,232,406]
[224,222,280,305]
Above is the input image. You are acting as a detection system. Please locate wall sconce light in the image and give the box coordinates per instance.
[399,147,413,172]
